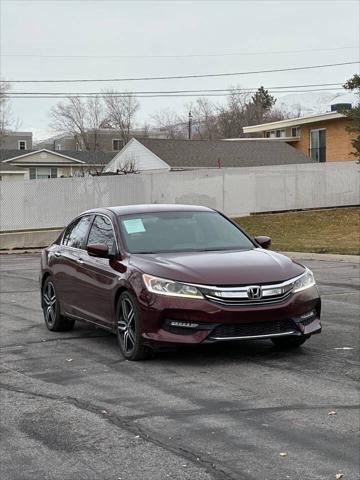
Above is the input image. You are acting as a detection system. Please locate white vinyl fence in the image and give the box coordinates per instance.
[1,162,359,231]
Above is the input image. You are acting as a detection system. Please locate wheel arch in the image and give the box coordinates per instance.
[41,271,51,288]
[113,284,138,322]
[40,272,52,307]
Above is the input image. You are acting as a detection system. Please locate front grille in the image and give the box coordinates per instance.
[204,290,292,307]
[209,319,296,339]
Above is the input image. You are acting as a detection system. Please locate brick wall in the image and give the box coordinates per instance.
[292,118,356,161]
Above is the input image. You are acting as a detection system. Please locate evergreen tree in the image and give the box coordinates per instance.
[343,74,360,159]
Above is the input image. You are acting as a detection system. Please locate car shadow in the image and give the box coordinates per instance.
[49,321,311,367]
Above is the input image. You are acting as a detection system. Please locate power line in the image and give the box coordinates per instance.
[5,88,345,99]
[7,82,345,96]
[6,61,359,84]
[2,45,358,59]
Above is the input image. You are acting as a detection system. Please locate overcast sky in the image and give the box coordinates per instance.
[1,0,359,140]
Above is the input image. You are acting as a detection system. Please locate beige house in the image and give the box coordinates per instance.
[243,108,356,163]
[0,149,116,180]
[0,131,33,150]
[0,162,26,181]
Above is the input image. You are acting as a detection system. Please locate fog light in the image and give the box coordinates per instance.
[169,321,199,328]
[299,310,316,320]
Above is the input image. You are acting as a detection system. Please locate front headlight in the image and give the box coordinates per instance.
[292,268,316,293]
[143,274,204,299]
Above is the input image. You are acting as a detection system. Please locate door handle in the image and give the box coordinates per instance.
[77,257,84,264]
[54,251,62,257]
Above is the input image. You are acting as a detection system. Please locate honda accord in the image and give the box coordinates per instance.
[40,204,321,360]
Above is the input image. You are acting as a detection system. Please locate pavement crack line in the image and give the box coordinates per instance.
[0,381,245,480]
[0,334,112,349]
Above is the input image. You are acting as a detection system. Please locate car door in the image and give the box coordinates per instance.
[52,215,93,317]
[73,214,120,326]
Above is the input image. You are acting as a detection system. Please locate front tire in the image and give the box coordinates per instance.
[271,335,309,348]
[116,292,151,361]
[42,277,75,332]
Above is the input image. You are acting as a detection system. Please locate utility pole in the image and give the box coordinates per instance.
[188,111,192,140]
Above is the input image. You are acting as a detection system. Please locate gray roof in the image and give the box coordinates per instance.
[0,162,25,172]
[135,138,312,168]
[0,149,116,165]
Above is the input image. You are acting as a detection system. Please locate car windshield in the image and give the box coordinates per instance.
[117,211,254,254]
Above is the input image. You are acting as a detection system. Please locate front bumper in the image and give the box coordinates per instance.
[138,285,321,347]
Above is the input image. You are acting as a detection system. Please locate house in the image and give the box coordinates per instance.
[104,137,312,173]
[36,127,169,152]
[0,131,33,150]
[0,161,26,181]
[0,149,116,180]
[243,104,356,163]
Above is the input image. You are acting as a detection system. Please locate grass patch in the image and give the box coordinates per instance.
[234,207,360,255]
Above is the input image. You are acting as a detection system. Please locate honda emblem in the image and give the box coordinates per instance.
[247,286,262,299]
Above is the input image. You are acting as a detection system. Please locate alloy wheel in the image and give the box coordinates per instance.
[43,281,57,327]
[118,298,136,354]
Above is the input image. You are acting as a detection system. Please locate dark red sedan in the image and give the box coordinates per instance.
[40,204,321,360]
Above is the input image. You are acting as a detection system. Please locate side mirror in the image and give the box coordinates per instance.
[87,243,109,258]
[254,236,271,250]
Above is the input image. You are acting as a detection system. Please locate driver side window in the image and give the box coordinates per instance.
[62,215,92,249]
[87,215,116,255]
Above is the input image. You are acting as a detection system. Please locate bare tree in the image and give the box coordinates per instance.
[185,98,219,139]
[152,108,186,139]
[103,91,139,144]
[140,122,151,138]
[49,95,107,151]
[216,89,252,138]
[0,80,21,145]
[115,158,139,175]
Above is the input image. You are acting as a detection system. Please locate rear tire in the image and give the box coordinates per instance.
[271,335,309,348]
[42,277,75,332]
[116,292,151,361]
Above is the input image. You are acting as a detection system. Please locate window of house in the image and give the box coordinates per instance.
[56,144,62,151]
[291,127,300,137]
[62,216,92,249]
[269,131,276,138]
[310,129,326,163]
[275,129,285,138]
[112,139,122,151]
[18,141,27,150]
[265,132,271,138]
[87,215,116,254]
[29,167,58,179]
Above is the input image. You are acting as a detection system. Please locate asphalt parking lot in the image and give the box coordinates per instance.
[0,254,359,480]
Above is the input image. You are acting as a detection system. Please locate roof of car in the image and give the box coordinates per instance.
[84,204,213,216]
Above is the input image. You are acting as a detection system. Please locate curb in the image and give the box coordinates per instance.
[280,251,359,263]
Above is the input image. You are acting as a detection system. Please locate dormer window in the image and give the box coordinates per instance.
[18,140,27,150]
[113,139,122,151]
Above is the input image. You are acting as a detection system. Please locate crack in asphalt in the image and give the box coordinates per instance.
[0,290,39,294]
[121,403,360,421]
[0,334,112,349]
[0,381,243,480]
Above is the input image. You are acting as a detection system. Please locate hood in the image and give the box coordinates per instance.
[129,248,305,286]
